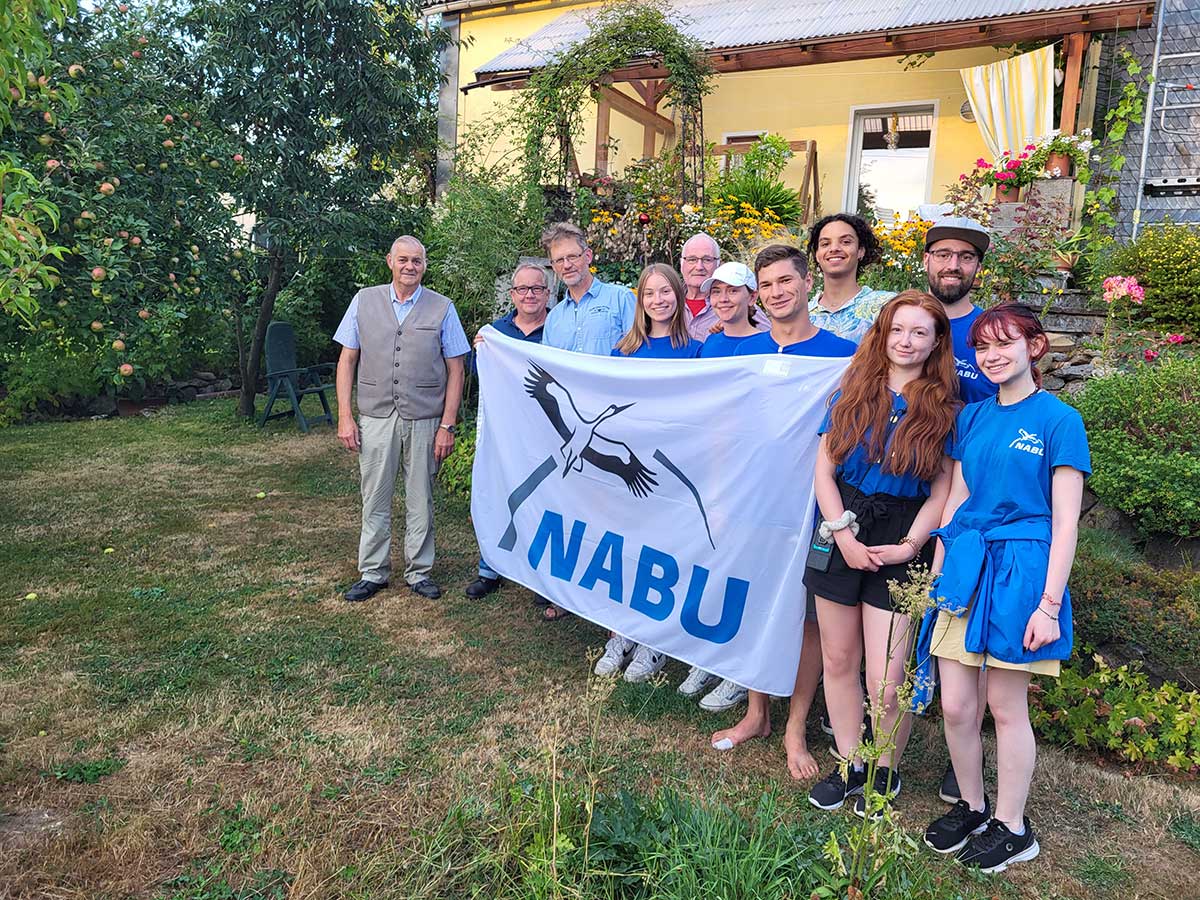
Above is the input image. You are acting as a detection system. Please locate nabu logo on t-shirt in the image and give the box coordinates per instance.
[1008,429,1045,456]
[955,357,980,380]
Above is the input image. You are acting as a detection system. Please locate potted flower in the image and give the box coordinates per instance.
[1028,130,1094,182]
[1051,230,1085,272]
[974,150,1044,202]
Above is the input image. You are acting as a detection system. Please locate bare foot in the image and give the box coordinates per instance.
[783,724,819,780]
[711,714,770,751]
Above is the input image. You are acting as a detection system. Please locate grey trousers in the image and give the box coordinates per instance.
[358,412,439,586]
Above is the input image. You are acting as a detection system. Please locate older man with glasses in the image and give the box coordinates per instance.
[678,232,722,342]
[540,221,636,356]
[464,262,553,600]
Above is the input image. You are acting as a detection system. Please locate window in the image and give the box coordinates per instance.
[719,130,766,174]
[844,104,936,223]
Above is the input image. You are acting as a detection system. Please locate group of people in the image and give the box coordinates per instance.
[332,211,1089,876]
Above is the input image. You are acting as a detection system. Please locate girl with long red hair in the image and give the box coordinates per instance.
[805,290,958,816]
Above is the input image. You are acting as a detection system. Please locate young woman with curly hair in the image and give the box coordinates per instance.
[807,213,894,345]
[805,290,958,817]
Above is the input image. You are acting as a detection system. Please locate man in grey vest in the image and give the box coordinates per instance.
[334,235,470,602]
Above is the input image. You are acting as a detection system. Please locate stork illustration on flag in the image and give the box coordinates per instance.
[497,362,716,552]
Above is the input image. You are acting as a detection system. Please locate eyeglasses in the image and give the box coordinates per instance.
[681,255,719,265]
[550,252,586,267]
[929,249,980,265]
[511,285,548,296]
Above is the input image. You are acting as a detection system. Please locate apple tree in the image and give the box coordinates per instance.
[0,3,248,420]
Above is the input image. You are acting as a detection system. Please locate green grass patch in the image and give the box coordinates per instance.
[1172,812,1200,852]
[48,755,126,784]
[1073,852,1131,891]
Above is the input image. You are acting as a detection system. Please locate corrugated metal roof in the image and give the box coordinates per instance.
[475,0,1138,75]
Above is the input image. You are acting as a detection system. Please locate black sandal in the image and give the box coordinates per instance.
[541,604,570,621]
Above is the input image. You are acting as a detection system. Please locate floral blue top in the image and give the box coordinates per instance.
[807,285,895,346]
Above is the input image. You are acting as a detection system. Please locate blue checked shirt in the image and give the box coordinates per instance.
[333,284,471,357]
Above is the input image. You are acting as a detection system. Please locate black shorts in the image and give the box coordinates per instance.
[803,481,933,613]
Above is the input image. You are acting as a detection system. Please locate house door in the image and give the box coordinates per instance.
[846,105,935,224]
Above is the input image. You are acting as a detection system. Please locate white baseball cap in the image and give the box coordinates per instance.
[700,261,757,294]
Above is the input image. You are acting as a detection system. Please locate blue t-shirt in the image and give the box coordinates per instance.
[611,335,702,359]
[699,331,759,358]
[949,306,999,404]
[733,328,857,358]
[818,389,939,498]
[950,390,1091,532]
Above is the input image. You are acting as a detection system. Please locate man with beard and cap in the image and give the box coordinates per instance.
[922,217,999,404]
[921,216,997,810]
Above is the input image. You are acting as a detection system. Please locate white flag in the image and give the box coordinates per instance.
[471,329,848,695]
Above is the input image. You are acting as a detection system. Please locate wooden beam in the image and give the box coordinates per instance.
[1059,32,1088,134]
[713,139,812,156]
[594,96,611,176]
[598,85,675,136]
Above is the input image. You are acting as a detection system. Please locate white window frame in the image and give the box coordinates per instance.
[719,130,767,173]
[841,100,940,214]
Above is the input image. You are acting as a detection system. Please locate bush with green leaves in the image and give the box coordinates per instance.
[1103,219,1200,330]
[1031,654,1200,772]
[437,422,476,497]
[713,134,803,226]
[1071,356,1200,538]
[1071,529,1200,687]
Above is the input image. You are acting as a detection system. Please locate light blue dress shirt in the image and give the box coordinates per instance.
[333,283,471,357]
[542,277,636,355]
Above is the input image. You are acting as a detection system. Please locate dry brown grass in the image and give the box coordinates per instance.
[1,401,1198,899]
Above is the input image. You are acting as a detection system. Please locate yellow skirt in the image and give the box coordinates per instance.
[929,608,1061,678]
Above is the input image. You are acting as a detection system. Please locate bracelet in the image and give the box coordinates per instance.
[898,535,921,558]
[1037,605,1059,621]
[1040,591,1061,607]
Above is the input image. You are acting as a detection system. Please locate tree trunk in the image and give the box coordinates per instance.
[236,247,286,418]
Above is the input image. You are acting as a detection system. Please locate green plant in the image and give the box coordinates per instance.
[717,172,803,227]
[511,1,713,190]
[1030,653,1200,771]
[735,132,793,181]
[1071,357,1200,538]
[1079,47,1147,280]
[50,755,126,783]
[438,423,476,497]
[979,192,1069,301]
[1103,220,1200,330]
[1171,812,1200,852]
[1071,527,1200,687]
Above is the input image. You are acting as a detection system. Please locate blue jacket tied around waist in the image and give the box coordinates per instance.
[911,515,1073,711]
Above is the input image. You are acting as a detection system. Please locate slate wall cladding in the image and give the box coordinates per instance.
[1094,0,1200,238]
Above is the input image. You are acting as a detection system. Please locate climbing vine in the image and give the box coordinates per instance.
[511,0,713,194]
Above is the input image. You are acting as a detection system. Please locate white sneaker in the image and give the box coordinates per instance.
[623,644,667,683]
[698,679,748,712]
[594,636,635,677]
[678,665,719,697]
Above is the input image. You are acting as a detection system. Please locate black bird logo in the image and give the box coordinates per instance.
[523,362,658,496]
[497,362,715,552]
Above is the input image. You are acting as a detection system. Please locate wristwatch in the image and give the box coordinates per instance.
[439,424,457,435]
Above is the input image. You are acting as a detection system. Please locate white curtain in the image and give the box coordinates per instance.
[961,45,1055,160]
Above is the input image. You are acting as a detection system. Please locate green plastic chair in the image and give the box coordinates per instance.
[257,321,334,432]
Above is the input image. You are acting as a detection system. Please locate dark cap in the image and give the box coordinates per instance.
[924,216,990,256]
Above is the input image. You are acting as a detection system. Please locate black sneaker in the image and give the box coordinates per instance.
[925,797,991,853]
[464,575,501,598]
[808,765,867,811]
[852,766,902,819]
[956,817,1040,873]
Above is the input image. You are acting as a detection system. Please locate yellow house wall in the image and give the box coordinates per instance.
[457,5,1008,210]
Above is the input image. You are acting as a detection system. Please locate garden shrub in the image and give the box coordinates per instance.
[1071,528,1200,687]
[1104,219,1200,329]
[1071,356,1200,538]
[1031,654,1200,772]
[438,423,476,497]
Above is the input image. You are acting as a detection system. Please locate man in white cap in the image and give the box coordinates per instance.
[923,217,998,404]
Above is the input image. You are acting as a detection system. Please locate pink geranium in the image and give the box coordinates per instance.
[1167,333,1186,344]
[1144,349,1159,362]
[1025,143,1037,151]
[1102,275,1145,306]
[1006,159,1022,170]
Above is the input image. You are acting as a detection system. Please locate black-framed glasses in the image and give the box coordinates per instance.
[511,285,548,296]
[929,249,980,265]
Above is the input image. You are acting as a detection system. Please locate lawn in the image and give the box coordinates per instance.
[1,399,1198,899]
